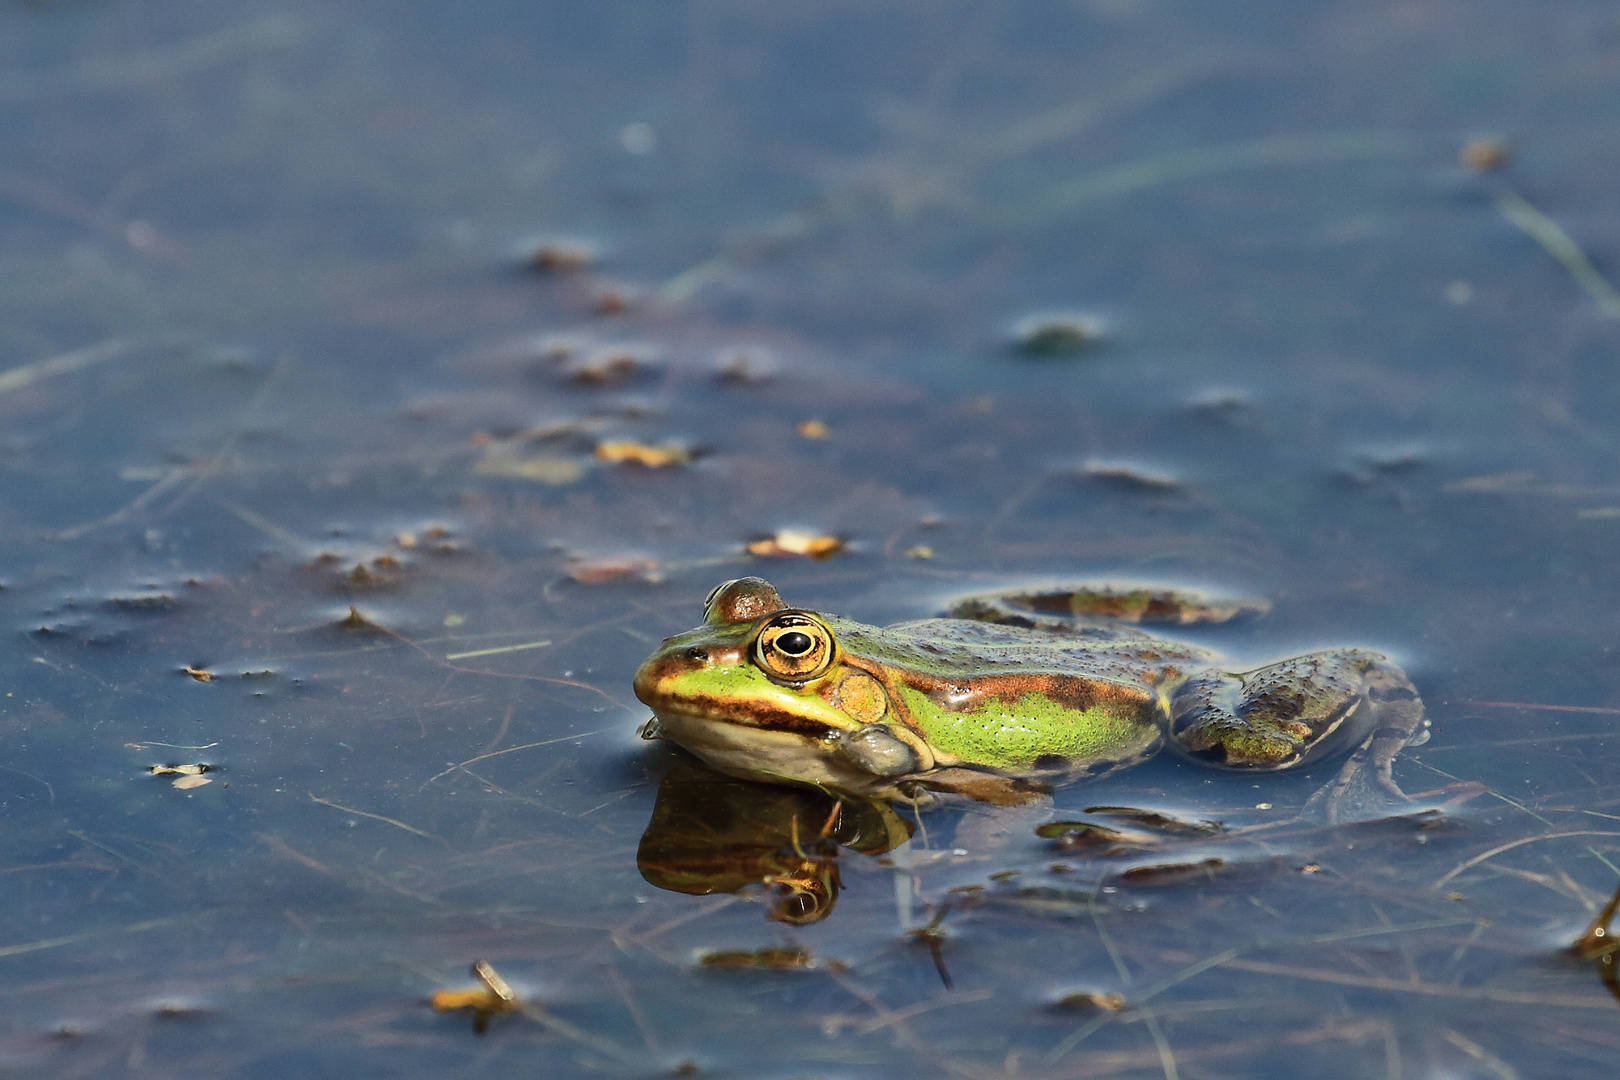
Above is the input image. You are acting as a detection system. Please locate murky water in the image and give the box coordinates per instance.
[3,2,1619,1077]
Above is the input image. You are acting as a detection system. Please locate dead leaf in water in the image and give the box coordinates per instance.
[566,556,660,584]
[594,440,692,467]
[747,529,844,558]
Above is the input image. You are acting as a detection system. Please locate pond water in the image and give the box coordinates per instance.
[2,2,1619,1077]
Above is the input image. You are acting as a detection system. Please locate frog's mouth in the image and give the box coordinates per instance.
[642,708,896,794]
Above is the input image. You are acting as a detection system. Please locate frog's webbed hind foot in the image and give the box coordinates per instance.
[1168,650,1428,820]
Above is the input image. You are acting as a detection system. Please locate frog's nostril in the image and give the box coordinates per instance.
[684,646,709,662]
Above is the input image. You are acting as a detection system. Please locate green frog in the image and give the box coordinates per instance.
[633,578,1428,819]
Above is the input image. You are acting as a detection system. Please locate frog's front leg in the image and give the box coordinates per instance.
[1166,649,1428,819]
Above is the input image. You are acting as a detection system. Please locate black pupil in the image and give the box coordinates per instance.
[776,631,814,655]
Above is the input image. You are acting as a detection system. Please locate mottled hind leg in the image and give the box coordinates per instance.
[1300,659,1429,822]
[1168,650,1428,818]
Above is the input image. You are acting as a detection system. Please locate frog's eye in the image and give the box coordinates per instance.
[753,613,834,681]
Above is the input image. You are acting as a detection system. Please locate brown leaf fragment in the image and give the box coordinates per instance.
[172,775,213,790]
[151,763,211,776]
[527,240,595,273]
[566,346,653,385]
[746,529,844,559]
[594,285,635,314]
[431,960,522,1033]
[181,666,214,682]
[1053,989,1128,1011]
[594,440,692,467]
[1460,138,1512,172]
[566,556,660,584]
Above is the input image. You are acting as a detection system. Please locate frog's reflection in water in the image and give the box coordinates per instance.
[637,763,913,924]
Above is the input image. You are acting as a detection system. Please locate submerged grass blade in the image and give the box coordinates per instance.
[1495,190,1620,317]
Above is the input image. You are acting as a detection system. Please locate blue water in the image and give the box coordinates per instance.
[2,2,1618,1076]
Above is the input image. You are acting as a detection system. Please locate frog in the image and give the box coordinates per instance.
[633,577,1430,821]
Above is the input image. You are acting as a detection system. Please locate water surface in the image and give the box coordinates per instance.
[2,2,1618,1077]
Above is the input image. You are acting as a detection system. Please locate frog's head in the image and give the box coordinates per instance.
[633,578,934,794]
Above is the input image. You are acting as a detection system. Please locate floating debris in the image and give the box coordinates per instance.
[566,555,661,584]
[1084,806,1225,836]
[1342,443,1427,485]
[1445,469,1537,494]
[1460,137,1512,172]
[594,440,693,468]
[340,562,395,590]
[796,419,829,439]
[713,346,778,383]
[593,284,636,315]
[106,590,179,611]
[1114,857,1228,886]
[1034,820,1151,853]
[518,333,592,369]
[1052,989,1128,1012]
[565,344,656,385]
[1185,387,1254,422]
[151,763,214,790]
[1078,460,1182,491]
[181,666,214,682]
[472,451,586,484]
[431,960,522,1033]
[697,946,827,971]
[746,529,844,559]
[904,545,933,559]
[1009,312,1107,357]
[525,238,597,273]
